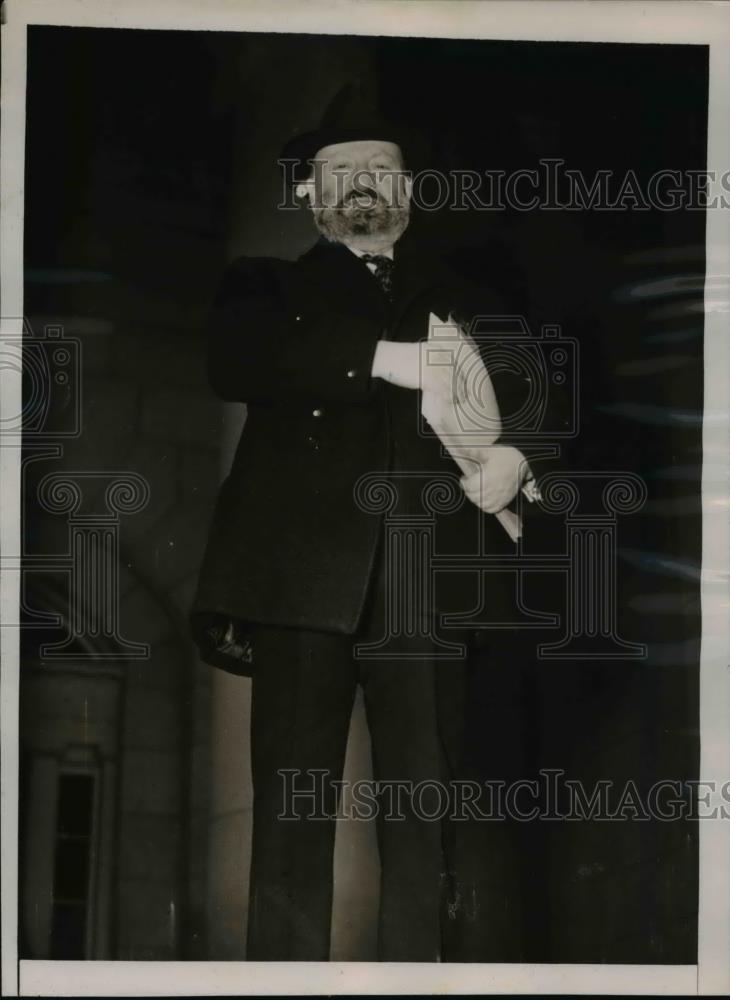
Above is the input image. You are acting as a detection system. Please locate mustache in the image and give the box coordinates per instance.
[336,188,388,210]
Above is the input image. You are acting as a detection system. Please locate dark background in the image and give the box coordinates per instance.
[22,26,707,962]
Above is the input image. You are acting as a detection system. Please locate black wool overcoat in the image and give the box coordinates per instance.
[190,237,555,671]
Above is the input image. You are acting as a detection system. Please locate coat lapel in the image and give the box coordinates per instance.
[390,245,454,336]
[295,237,455,338]
[296,239,387,323]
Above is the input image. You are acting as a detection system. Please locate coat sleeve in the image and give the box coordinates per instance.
[207,256,383,405]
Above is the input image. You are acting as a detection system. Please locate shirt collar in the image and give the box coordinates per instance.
[347,245,394,261]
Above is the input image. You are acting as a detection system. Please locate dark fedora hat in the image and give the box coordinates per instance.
[280,79,430,184]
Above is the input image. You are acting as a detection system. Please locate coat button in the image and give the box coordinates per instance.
[295,315,302,322]
[312,408,323,417]
[346,369,357,378]
[306,435,320,449]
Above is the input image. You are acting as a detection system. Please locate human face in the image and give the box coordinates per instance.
[299,139,412,249]
[312,139,409,208]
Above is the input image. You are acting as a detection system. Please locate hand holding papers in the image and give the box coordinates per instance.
[420,313,529,542]
[370,314,535,541]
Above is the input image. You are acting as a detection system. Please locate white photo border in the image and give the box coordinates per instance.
[2,1,729,995]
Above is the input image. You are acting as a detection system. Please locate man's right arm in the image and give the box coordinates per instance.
[208,257,384,405]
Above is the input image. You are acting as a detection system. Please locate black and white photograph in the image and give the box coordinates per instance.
[1,0,729,995]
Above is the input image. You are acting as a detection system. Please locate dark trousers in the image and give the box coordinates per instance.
[246,553,469,961]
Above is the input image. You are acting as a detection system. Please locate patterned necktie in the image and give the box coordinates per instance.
[360,253,395,299]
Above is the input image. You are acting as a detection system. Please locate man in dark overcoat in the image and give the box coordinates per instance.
[190,97,544,961]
